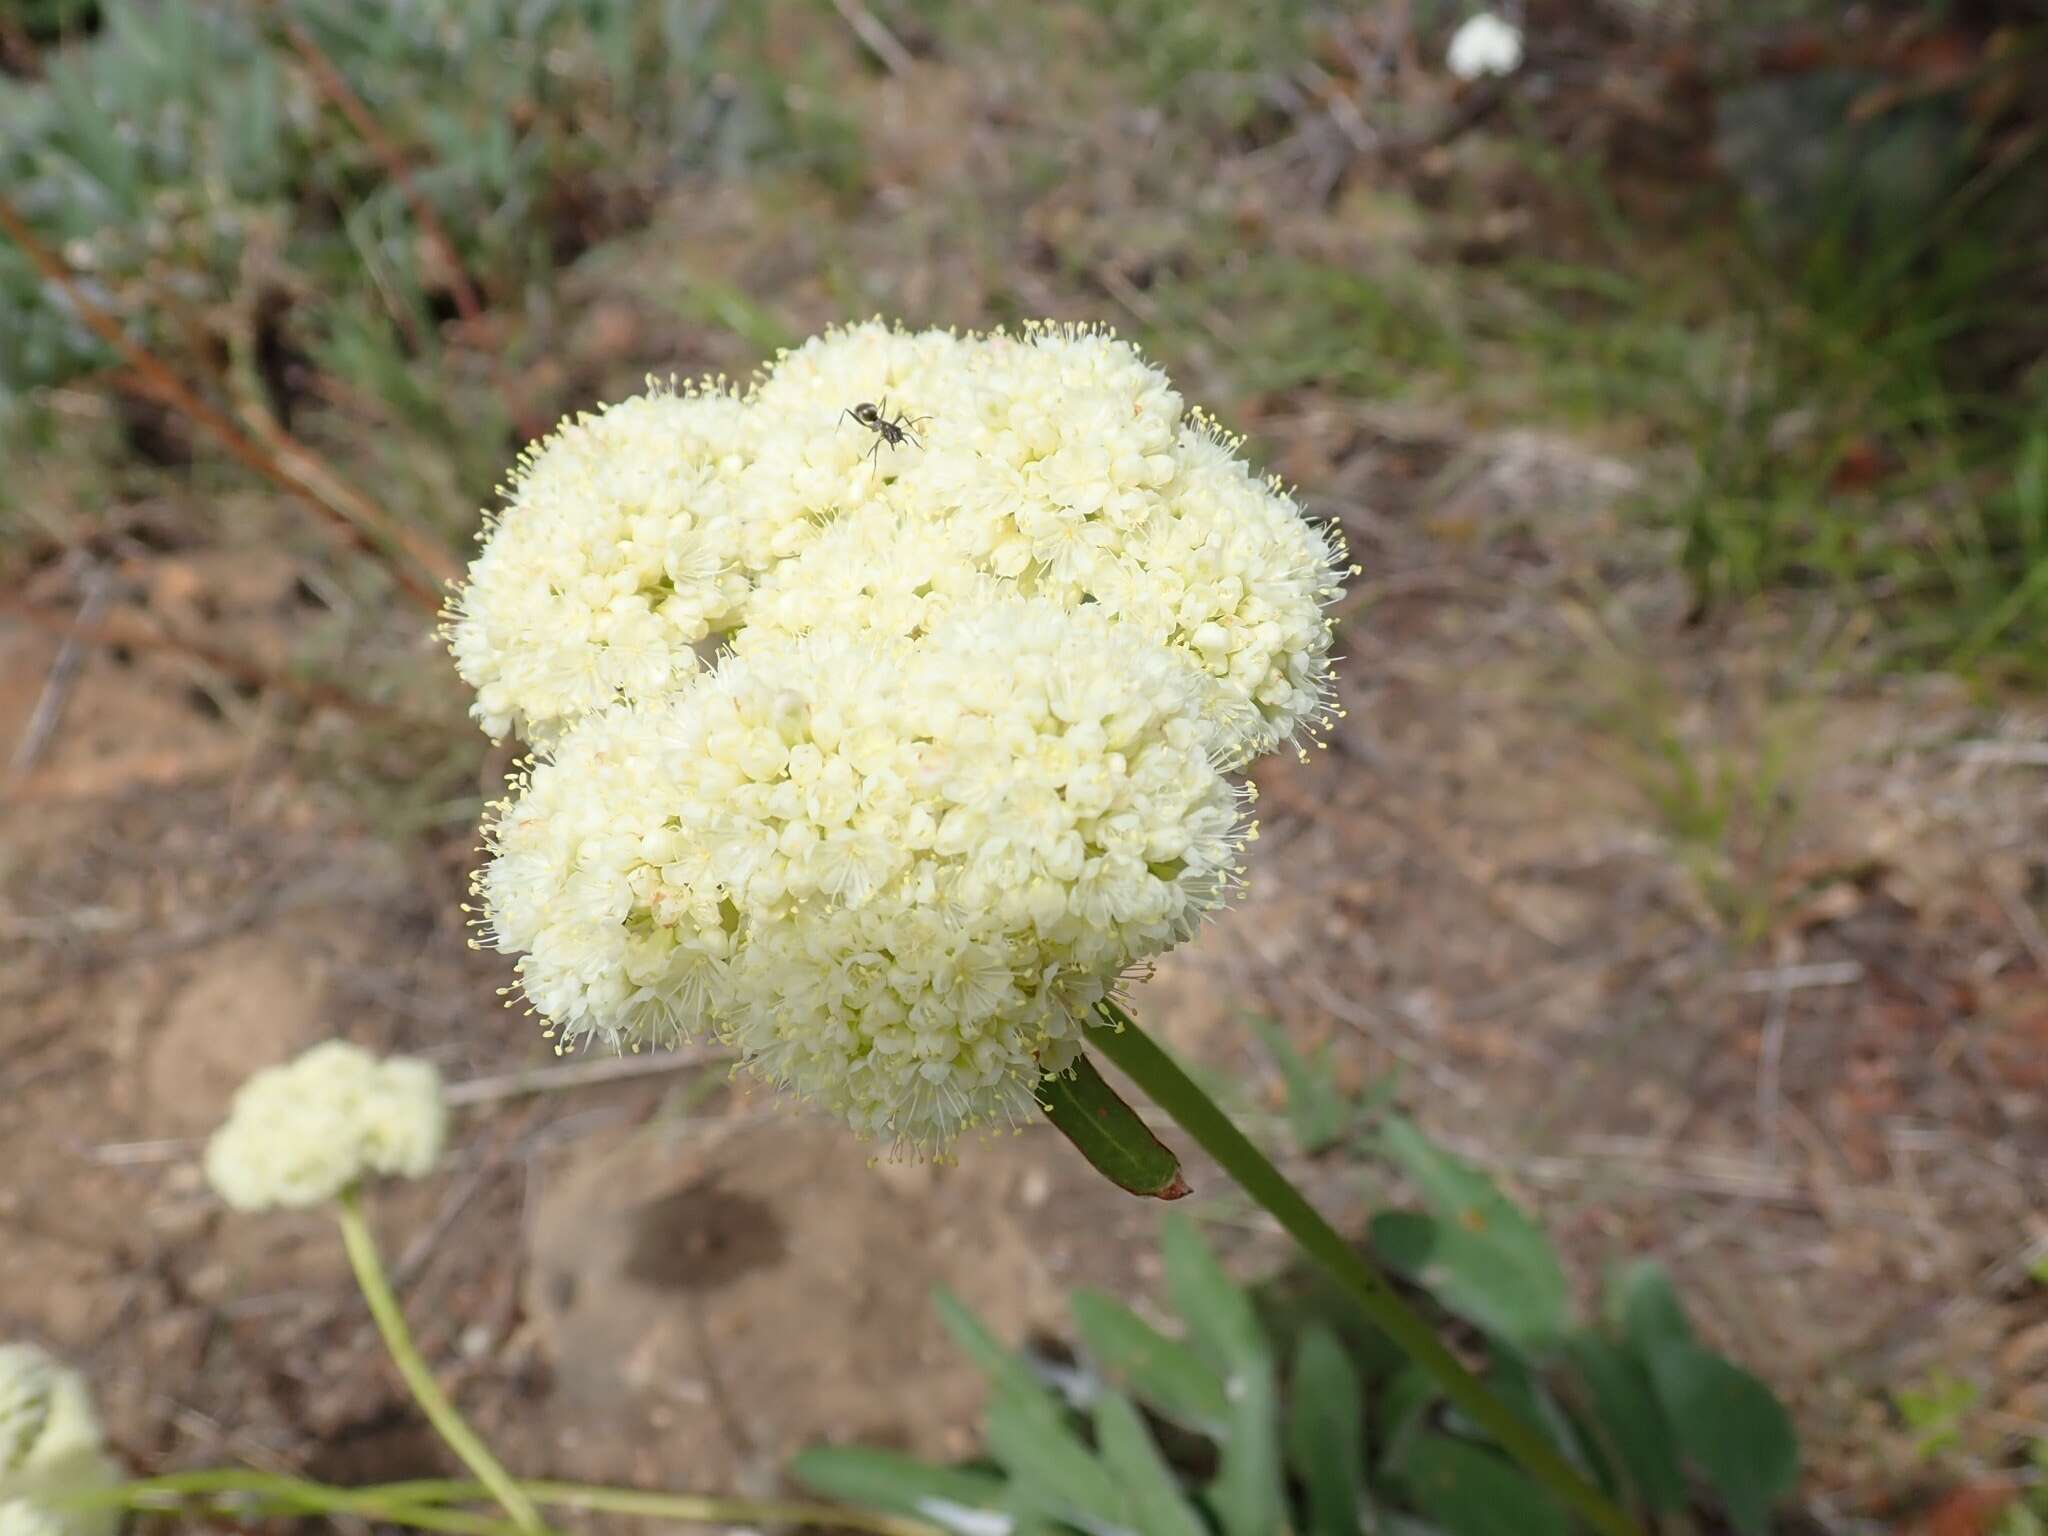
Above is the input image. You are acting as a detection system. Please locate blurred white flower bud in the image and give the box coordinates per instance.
[1447,13,1524,80]
[205,1040,447,1211]
[0,1346,118,1536]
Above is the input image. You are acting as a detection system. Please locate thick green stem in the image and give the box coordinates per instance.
[336,1188,550,1534]
[1087,1000,1643,1536]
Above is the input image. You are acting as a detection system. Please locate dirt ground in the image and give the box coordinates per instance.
[4,18,2047,1534]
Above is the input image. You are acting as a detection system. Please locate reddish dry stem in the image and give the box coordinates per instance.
[274,13,486,324]
[0,193,457,612]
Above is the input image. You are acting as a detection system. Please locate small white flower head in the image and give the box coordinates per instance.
[0,1346,118,1536]
[479,599,1250,1152]
[204,1041,447,1211]
[1447,12,1524,79]
[444,383,756,745]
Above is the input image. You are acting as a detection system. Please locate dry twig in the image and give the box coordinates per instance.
[7,564,112,779]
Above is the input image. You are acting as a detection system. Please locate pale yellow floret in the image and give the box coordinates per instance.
[204,1041,447,1211]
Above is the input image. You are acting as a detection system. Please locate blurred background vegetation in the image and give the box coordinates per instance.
[3,1,2046,1532]
[5,0,2046,683]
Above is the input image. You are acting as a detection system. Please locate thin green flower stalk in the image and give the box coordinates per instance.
[1086,999,1644,1536]
[57,1470,940,1536]
[203,1039,537,1530]
[336,1189,545,1534]
[361,1479,942,1535]
[198,1040,939,1536]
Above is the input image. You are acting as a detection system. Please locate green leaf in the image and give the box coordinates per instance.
[1162,1214,1270,1372]
[1375,1365,1439,1471]
[1609,1261,1694,1359]
[1288,1323,1368,1536]
[1210,1350,1286,1536]
[1249,1014,1350,1153]
[932,1291,1140,1533]
[1157,1218,1281,1536]
[787,1447,1006,1530]
[985,1384,1129,1533]
[1644,1342,1799,1536]
[934,1288,1031,1387]
[1094,1390,1208,1536]
[1369,1210,1565,1355]
[1376,1120,1570,1349]
[1038,1054,1191,1200]
[1071,1288,1230,1434]
[1389,1435,1575,1536]
[1471,1350,1591,1474]
[1893,1370,1982,1459]
[1558,1333,1687,1515]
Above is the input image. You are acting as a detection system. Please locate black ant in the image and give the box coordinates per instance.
[841,399,931,467]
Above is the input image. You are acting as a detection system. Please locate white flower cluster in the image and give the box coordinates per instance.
[447,322,1345,759]
[445,387,757,746]
[204,1041,448,1210]
[0,1346,118,1536]
[454,322,1350,1150]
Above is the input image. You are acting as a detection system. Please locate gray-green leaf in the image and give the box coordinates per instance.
[986,1379,1129,1533]
[1094,1389,1208,1536]
[1559,1333,1686,1515]
[1210,1350,1286,1536]
[787,1446,1006,1531]
[1368,1210,1564,1355]
[1288,1322,1369,1536]
[1072,1288,1230,1434]
[1389,1435,1574,1536]
[1162,1214,1270,1373]
[1644,1341,1799,1535]
[1250,1015,1351,1154]
[1609,1260,1694,1359]
[1376,1120,1569,1350]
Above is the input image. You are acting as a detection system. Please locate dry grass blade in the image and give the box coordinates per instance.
[827,0,914,77]
[0,193,457,610]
